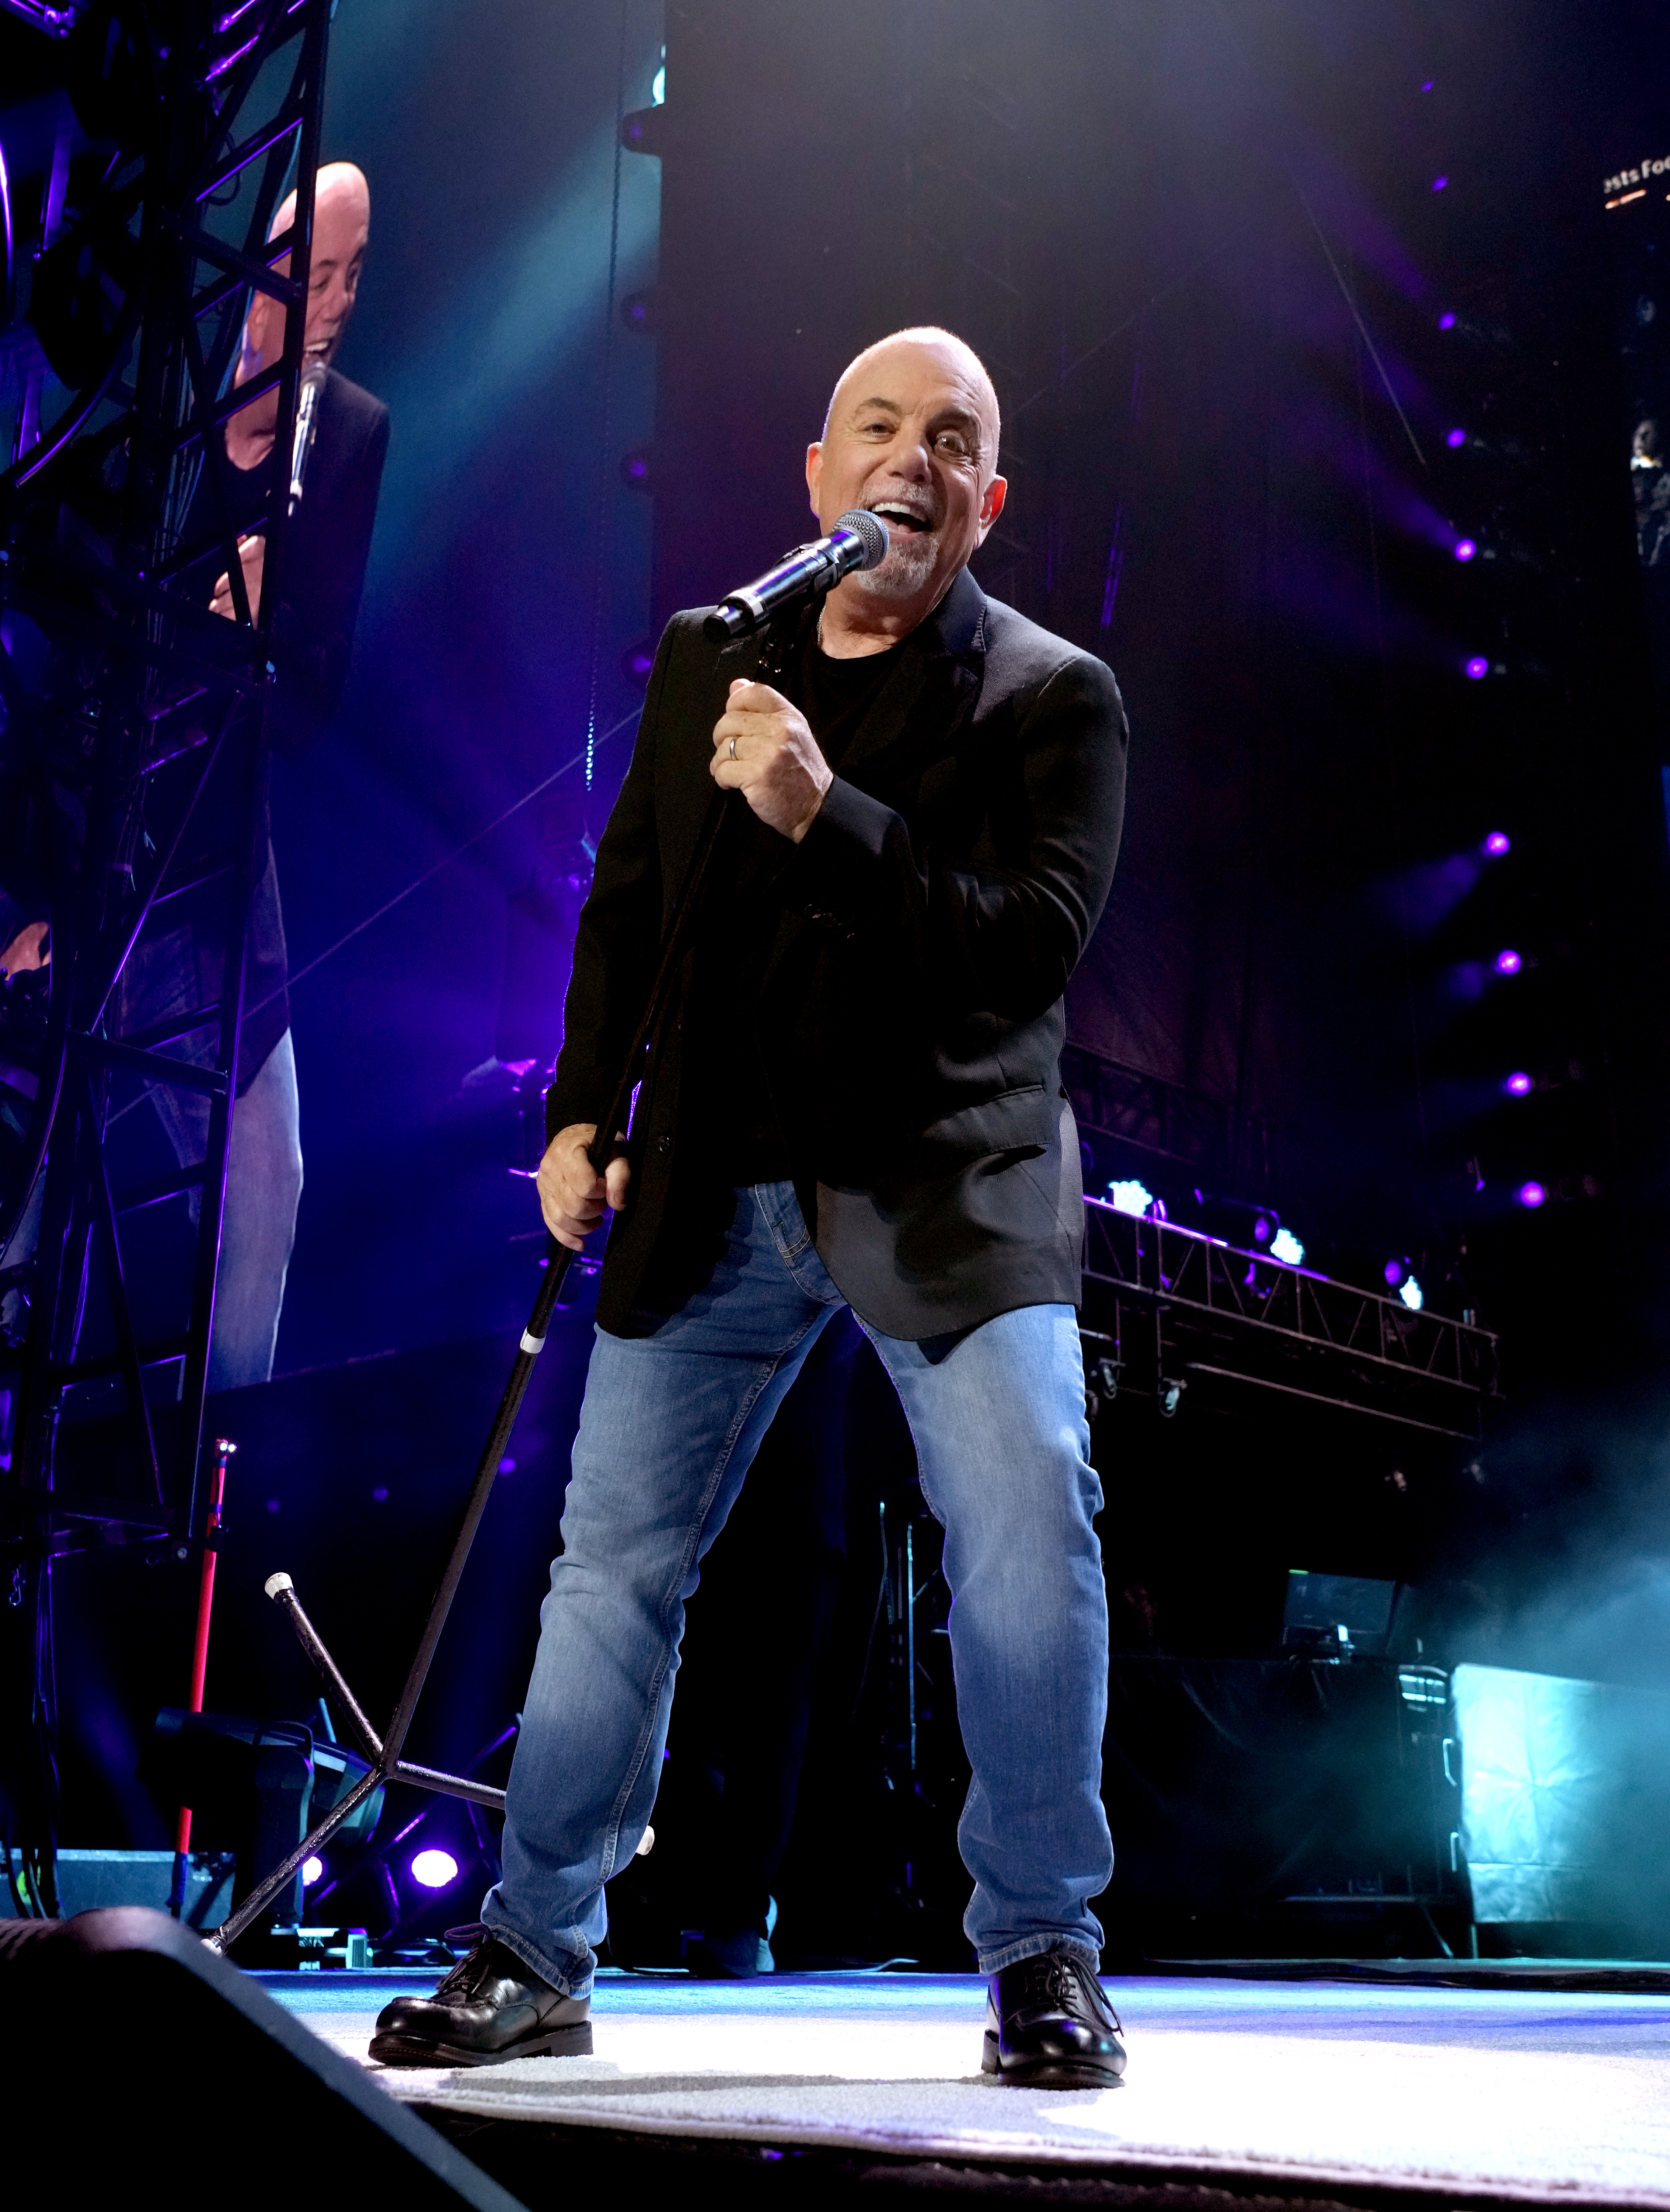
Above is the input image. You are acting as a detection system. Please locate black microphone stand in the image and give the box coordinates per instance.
[206,612,803,1957]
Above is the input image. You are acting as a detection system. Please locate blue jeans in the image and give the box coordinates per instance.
[482,1182,1112,1993]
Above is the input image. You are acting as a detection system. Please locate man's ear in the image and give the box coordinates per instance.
[976,473,1008,539]
[243,287,282,371]
[805,440,824,521]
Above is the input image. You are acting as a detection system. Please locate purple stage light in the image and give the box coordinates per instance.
[1464,655,1489,679]
[1454,538,1476,562]
[1505,1071,1533,1096]
[1495,949,1521,975]
[1432,175,1449,192]
[1253,1216,1272,1244]
[1422,79,1434,90]
[1384,1259,1406,1287]
[1484,831,1510,855]
[1439,312,1457,330]
[410,1848,460,1890]
[1446,428,1466,448]
[1517,1181,1546,1209]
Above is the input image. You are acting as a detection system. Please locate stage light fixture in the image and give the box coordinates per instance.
[1495,949,1521,974]
[1107,1178,1154,1218]
[1432,176,1449,192]
[1464,655,1489,678]
[1270,1227,1305,1265]
[1454,538,1477,562]
[1252,1214,1272,1245]
[1484,831,1510,855]
[409,1849,460,1891]
[1439,311,1457,329]
[620,447,652,490]
[1503,1071,1533,1096]
[1398,1277,1424,1311]
[302,1856,324,1886]
[1447,428,1467,448]
[1518,1180,1546,1208]
[1384,1258,1408,1287]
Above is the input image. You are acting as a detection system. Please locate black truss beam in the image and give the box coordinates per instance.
[1080,1200,1499,1440]
[0,0,335,1921]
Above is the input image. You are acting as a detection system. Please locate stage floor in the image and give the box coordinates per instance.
[264,1967,1670,2205]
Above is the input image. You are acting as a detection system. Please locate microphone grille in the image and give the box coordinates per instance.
[833,508,889,572]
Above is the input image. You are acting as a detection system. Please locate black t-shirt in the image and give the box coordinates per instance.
[679,623,896,1186]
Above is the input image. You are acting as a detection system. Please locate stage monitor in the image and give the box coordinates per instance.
[1282,1570,1398,1658]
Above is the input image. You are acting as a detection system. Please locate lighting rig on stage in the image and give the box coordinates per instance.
[0,0,332,1915]
[1078,1192,1500,1442]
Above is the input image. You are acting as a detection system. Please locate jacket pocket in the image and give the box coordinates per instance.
[911,1083,1054,1172]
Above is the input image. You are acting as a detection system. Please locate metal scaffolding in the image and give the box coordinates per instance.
[1080,1199,1500,1440]
[0,0,331,1913]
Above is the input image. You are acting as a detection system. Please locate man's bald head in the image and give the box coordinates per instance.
[806,326,1008,646]
[241,162,371,382]
[269,160,372,252]
[823,327,1001,480]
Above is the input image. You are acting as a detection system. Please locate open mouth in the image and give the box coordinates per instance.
[868,501,933,536]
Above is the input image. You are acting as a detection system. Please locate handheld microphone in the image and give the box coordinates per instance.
[287,361,327,515]
[703,507,889,641]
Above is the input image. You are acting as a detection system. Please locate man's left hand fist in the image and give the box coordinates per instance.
[710,679,832,842]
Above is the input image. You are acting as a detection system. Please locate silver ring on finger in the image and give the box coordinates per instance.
[728,733,738,760]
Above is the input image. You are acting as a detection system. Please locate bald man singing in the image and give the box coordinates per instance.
[374,330,1129,2084]
[122,164,387,1388]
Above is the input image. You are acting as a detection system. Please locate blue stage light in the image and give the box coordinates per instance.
[1107,1179,1154,1218]
[1399,1277,1424,1311]
[1447,428,1467,448]
[302,1856,324,1886]
[1270,1227,1305,1265]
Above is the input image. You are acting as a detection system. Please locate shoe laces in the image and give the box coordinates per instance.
[1029,1950,1120,2031]
[1036,1951,1083,2008]
[435,1936,506,1999]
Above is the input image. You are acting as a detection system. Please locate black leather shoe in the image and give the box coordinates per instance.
[369,1935,592,2067]
[982,1947,1126,2088]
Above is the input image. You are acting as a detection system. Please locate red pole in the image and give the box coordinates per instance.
[169,1437,235,1916]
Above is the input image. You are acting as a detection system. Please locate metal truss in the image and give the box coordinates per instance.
[1080,1199,1500,1439]
[0,0,331,1913]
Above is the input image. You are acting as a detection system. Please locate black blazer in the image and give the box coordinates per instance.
[547,565,1129,1340]
[269,367,389,758]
